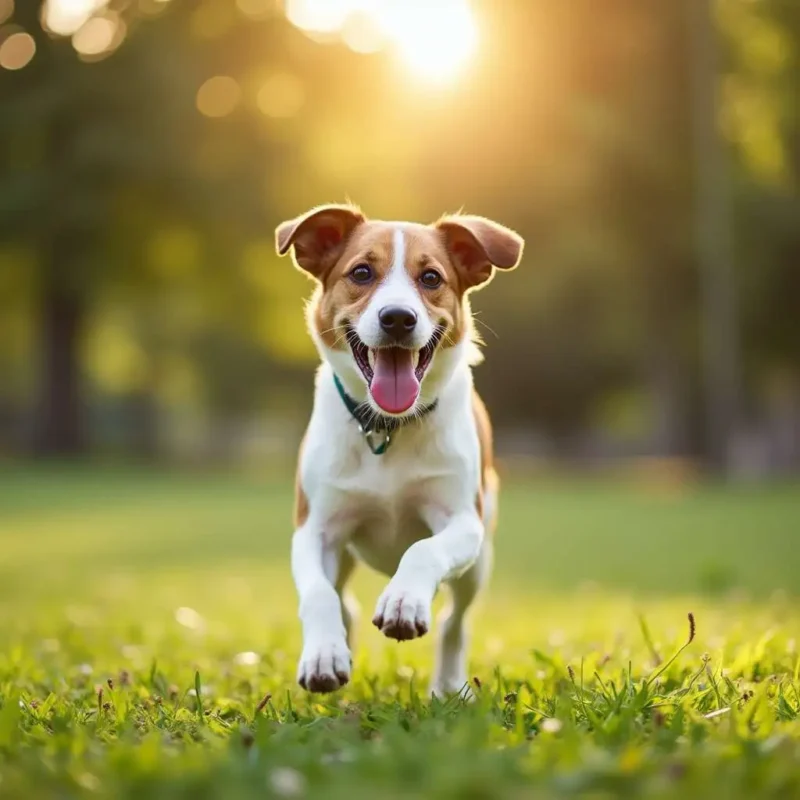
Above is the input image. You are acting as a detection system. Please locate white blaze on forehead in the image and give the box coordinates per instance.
[392,227,406,272]
[367,226,419,308]
[383,226,413,296]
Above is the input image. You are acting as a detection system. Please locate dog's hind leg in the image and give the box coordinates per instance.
[430,538,492,698]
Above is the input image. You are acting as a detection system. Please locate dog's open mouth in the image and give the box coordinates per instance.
[347,326,443,415]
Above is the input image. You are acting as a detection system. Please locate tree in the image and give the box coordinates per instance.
[0,0,269,454]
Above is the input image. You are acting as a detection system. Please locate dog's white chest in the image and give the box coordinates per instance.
[329,436,456,576]
[342,464,435,576]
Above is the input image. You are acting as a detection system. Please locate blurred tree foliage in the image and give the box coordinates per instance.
[0,0,797,463]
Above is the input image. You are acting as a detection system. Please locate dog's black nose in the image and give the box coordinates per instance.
[379,306,417,340]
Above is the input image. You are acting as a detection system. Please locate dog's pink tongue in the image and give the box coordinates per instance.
[369,348,419,414]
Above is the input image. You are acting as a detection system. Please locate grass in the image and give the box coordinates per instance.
[0,463,798,798]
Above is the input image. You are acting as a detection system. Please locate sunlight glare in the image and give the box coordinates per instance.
[376,1,477,84]
[283,0,478,85]
[43,0,108,36]
[340,9,385,54]
[285,0,353,34]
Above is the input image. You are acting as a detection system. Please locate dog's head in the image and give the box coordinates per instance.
[275,204,523,416]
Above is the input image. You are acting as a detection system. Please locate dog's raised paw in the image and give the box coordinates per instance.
[372,584,431,641]
[297,638,351,693]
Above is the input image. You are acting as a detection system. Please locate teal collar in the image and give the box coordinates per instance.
[333,373,438,455]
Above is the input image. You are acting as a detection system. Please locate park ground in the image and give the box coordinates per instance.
[0,463,798,798]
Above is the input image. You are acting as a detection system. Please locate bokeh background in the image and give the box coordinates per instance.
[0,1,798,622]
[1,0,798,474]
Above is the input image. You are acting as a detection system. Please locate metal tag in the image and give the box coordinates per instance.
[359,425,391,455]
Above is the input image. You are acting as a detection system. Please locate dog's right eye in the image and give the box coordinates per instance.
[349,264,373,284]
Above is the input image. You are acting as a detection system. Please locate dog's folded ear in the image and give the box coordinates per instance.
[275,204,365,279]
[435,215,524,290]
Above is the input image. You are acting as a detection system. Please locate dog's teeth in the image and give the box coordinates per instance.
[412,351,420,369]
[368,350,376,369]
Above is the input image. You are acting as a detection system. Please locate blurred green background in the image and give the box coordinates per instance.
[1,0,798,477]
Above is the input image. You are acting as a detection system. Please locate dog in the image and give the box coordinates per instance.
[274,204,523,697]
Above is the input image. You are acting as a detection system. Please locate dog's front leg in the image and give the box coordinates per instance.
[372,509,483,642]
[292,522,351,693]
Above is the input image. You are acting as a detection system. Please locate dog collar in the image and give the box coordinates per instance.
[332,373,438,456]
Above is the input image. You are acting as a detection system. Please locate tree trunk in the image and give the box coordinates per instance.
[33,281,86,456]
[688,0,742,472]
[28,32,90,457]
[647,352,687,458]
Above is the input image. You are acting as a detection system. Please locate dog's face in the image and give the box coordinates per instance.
[276,205,523,416]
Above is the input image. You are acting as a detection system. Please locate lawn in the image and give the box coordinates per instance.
[0,463,798,798]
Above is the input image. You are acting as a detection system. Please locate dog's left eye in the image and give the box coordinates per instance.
[349,264,373,284]
[419,269,443,289]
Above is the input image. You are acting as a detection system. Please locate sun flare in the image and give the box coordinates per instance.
[376,1,477,83]
[284,0,478,85]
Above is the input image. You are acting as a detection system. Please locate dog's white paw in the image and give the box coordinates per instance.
[297,638,351,693]
[372,582,432,641]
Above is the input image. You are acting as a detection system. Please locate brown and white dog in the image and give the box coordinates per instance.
[275,204,523,697]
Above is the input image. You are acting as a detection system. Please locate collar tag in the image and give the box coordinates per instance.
[360,425,391,456]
